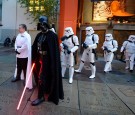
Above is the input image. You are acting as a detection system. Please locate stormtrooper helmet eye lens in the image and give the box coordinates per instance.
[65,30,69,32]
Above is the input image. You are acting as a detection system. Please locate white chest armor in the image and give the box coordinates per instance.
[84,35,94,45]
[104,40,114,50]
[63,37,74,50]
[125,42,135,53]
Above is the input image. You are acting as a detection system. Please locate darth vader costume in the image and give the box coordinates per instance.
[32,16,64,106]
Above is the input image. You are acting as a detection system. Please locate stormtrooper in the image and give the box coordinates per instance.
[60,27,79,84]
[102,34,118,73]
[75,26,99,79]
[120,35,135,72]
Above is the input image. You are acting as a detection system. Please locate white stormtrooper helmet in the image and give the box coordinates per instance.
[105,33,113,41]
[128,35,135,42]
[86,27,94,35]
[64,27,74,37]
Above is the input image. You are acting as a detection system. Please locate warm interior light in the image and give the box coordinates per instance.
[28,0,45,12]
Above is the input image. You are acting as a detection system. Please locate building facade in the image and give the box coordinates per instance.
[0,0,135,51]
[58,0,135,53]
[0,0,38,43]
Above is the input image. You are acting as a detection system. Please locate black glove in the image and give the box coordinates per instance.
[107,50,111,53]
[63,43,68,50]
[67,50,71,54]
[15,49,20,54]
[83,43,88,49]
[104,46,111,53]
[104,46,108,51]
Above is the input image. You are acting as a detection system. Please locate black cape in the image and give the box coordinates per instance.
[32,30,64,105]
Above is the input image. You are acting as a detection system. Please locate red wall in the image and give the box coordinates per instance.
[58,0,78,40]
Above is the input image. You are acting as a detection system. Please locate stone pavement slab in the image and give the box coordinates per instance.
[22,102,80,115]
[106,84,135,113]
[78,81,134,115]
[0,48,135,115]
[0,71,13,85]
[0,86,33,115]
[30,79,79,109]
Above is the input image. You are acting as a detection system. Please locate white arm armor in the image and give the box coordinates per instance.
[88,44,97,49]
[111,40,118,52]
[120,41,128,52]
[60,43,65,52]
[102,42,105,50]
[60,43,64,48]
[71,46,78,53]
[71,36,79,53]
[88,34,99,49]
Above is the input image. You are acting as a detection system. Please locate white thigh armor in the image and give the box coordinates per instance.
[81,49,95,62]
[61,52,74,67]
[104,52,114,62]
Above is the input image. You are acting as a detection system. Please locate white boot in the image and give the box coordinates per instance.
[125,60,129,70]
[109,64,112,72]
[104,61,111,72]
[69,67,74,84]
[130,60,134,71]
[62,66,66,78]
[89,64,96,79]
[75,61,84,73]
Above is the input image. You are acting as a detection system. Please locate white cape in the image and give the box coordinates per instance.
[14,31,33,89]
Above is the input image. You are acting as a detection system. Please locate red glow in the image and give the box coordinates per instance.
[17,63,35,110]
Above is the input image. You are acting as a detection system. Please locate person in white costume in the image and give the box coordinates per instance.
[12,24,33,90]
[60,27,79,84]
[102,34,118,73]
[120,35,135,72]
[75,26,99,79]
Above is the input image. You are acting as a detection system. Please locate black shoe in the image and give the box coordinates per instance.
[130,70,133,73]
[26,88,33,92]
[11,78,20,82]
[31,97,45,106]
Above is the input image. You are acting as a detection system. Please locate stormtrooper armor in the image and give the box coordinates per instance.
[60,27,79,84]
[102,34,118,73]
[75,26,99,79]
[120,35,135,72]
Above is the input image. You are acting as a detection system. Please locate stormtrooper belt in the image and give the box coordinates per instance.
[39,51,47,55]
[17,46,21,48]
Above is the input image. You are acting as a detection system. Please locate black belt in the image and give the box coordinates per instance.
[17,46,21,48]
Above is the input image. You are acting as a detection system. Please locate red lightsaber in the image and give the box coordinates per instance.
[17,63,35,110]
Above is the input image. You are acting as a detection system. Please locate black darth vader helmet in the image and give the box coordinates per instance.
[37,16,50,30]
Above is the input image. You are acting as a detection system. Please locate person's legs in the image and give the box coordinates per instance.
[12,58,22,82]
[22,58,28,85]
[75,50,87,73]
[89,53,96,78]
[69,54,74,84]
[104,53,114,72]
[22,58,28,79]
[31,73,45,106]
[125,52,130,69]
[129,54,135,72]
[61,53,67,77]
[75,61,84,73]
[33,61,41,86]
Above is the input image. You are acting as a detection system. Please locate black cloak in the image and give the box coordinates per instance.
[32,30,64,105]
